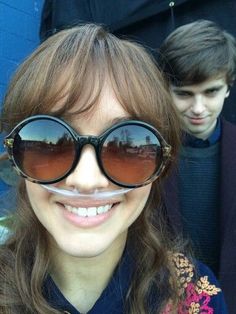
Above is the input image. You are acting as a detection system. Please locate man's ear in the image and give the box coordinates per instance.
[226,86,230,98]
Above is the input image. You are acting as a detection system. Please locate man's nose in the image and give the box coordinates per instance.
[65,145,110,193]
[191,95,205,115]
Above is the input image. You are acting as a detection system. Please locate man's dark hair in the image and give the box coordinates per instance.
[159,20,236,87]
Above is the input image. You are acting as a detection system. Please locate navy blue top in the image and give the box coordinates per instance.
[179,118,221,275]
[43,251,228,313]
[43,251,133,314]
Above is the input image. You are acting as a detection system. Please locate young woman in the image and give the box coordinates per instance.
[0,24,227,313]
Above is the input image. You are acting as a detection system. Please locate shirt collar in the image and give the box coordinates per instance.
[183,118,221,148]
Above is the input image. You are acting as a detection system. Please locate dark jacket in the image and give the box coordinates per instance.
[39,0,236,124]
[162,118,236,314]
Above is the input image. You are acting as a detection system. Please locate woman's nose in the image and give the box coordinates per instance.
[65,145,110,193]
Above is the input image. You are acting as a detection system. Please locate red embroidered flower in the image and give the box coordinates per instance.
[162,283,215,314]
[178,283,214,314]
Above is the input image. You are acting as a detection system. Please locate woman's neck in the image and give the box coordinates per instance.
[49,231,127,313]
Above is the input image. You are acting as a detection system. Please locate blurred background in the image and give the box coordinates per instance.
[0,0,43,212]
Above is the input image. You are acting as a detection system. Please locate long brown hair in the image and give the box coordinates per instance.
[0,24,182,313]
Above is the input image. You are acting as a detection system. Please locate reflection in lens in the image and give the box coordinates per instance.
[101,125,162,185]
[13,119,76,181]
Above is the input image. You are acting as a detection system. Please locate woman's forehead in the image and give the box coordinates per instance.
[67,85,130,125]
[51,78,124,112]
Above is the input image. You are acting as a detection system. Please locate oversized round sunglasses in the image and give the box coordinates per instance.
[4,115,172,188]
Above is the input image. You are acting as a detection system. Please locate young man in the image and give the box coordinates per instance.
[159,20,236,313]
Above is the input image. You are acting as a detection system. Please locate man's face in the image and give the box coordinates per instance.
[170,77,229,140]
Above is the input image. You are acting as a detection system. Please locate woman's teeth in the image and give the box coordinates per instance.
[64,204,113,217]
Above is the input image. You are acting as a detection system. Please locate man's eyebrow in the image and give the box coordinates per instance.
[171,84,225,93]
[204,84,224,91]
[171,87,193,93]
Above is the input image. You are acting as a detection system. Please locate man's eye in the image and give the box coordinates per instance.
[174,91,191,98]
[205,89,219,96]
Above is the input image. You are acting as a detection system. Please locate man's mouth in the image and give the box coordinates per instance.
[186,116,207,125]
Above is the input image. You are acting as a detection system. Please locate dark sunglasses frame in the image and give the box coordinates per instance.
[4,115,172,188]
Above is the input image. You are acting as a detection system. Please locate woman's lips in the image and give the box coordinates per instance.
[58,200,120,228]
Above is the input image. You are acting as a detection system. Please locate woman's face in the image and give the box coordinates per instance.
[26,86,152,259]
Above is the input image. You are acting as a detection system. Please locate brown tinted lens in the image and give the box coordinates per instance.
[101,124,162,185]
[13,119,76,182]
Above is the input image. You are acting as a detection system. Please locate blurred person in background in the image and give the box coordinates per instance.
[159,19,236,313]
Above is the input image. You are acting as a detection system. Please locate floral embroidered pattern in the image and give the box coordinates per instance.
[162,253,221,314]
[171,253,195,295]
[195,276,220,296]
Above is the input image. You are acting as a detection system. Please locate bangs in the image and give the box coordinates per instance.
[44,62,106,120]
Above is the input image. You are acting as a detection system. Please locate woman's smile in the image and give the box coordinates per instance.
[58,198,120,228]
[64,203,113,217]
